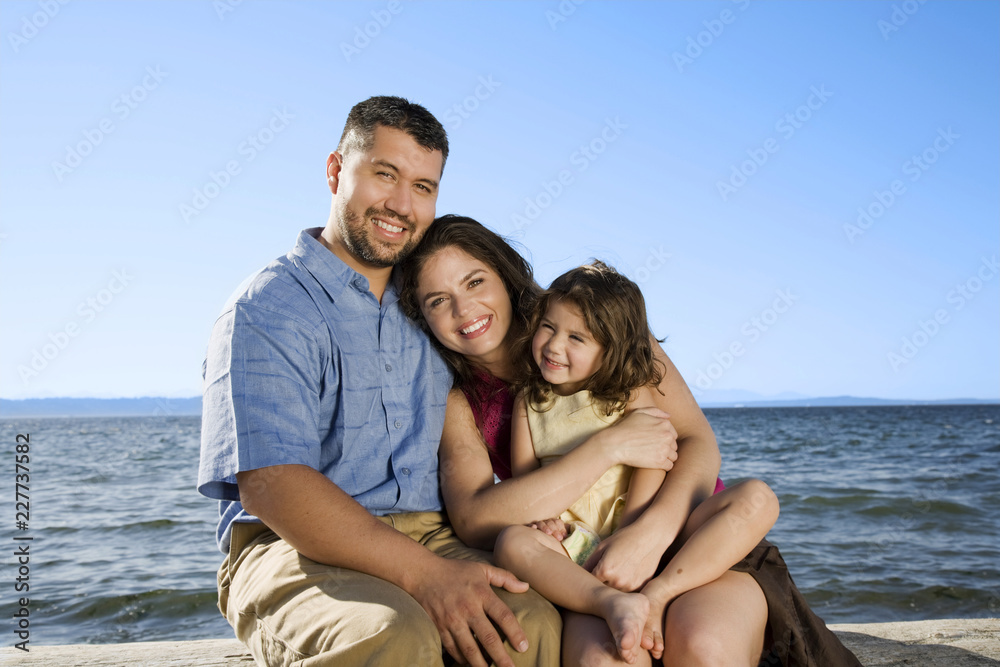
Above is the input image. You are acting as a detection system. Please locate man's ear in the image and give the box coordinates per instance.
[326,151,344,194]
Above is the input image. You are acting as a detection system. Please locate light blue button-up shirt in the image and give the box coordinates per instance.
[198,228,452,553]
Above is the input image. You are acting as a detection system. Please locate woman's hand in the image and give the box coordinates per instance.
[582,521,677,592]
[600,406,679,472]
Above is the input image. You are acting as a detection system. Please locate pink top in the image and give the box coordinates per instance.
[462,370,727,494]
[461,369,515,481]
[462,370,726,494]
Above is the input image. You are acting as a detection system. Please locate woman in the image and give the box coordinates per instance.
[399,215,860,667]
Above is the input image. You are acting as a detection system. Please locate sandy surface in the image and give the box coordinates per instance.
[3,618,998,665]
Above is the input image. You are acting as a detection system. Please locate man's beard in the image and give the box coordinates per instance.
[336,202,420,268]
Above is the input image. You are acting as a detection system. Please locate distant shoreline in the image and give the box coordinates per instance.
[1,396,997,418]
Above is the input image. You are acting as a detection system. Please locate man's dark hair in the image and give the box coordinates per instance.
[338,96,449,169]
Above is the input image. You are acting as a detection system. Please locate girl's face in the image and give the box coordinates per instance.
[415,246,514,370]
[531,298,604,396]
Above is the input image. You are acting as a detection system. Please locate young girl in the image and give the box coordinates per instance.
[494,261,781,665]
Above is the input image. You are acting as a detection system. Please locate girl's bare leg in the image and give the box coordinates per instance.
[495,524,650,664]
[641,478,778,639]
[560,570,768,667]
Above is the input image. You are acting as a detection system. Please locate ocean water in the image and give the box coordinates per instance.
[1,404,997,647]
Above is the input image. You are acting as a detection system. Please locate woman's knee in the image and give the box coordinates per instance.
[561,613,633,667]
[662,617,734,667]
[661,574,767,667]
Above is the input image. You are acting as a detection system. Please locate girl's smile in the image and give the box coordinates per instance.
[531,298,604,396]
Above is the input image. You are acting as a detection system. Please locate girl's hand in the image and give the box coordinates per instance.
[529,517,568,541]
[582,522,674,592]
[602,407,678,471]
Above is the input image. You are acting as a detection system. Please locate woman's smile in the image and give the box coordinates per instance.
[417,247,514,370]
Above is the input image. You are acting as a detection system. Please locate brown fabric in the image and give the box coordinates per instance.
[731,540,862,667]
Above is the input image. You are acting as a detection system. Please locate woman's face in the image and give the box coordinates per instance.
[415,246,514,368]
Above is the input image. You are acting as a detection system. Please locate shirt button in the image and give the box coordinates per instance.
[394,420,402,429]
[385,363,392,372]
[401,468,411,476]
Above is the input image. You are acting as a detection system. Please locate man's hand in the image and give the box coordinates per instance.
[238,465,529,665]
[529,517,569,541]
[582,521,674,592]
[408,555,530,667]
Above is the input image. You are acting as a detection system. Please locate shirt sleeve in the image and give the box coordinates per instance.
[197,300,326,500]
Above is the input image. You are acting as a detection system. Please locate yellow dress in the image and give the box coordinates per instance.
[526,391,631,563]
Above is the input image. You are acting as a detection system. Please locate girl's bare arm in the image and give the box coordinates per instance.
[440,388,677,549]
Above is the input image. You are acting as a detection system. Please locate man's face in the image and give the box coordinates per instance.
[328,125,443,269]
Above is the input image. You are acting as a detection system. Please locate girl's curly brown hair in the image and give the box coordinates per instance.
[514,260,664,416]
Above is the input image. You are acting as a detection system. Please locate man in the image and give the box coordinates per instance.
[198,96,561,666]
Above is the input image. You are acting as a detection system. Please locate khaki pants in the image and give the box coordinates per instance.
[218,512,562,666]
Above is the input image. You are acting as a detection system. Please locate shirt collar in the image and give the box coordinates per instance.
[291,228,400,306]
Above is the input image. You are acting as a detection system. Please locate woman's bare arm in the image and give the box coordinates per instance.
[509,394,540,477]
[618,386,668,527]
[636,340,721,544]
[440,389,677,549]
[584,338,721,590]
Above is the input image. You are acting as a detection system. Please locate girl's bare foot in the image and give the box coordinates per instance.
[640,580,677,660]
[598,591,650,664]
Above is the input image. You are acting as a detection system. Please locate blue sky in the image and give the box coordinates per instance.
[1,0,997,402]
